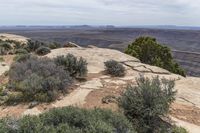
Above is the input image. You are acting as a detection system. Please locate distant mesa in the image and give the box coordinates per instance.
[69,25,93,29]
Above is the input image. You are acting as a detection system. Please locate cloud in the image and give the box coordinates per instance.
[0,0,199,25]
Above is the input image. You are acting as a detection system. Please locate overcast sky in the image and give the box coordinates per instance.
[0,0,200,26]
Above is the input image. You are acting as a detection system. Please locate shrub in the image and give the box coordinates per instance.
[48,42,62,49]
[0,107,136,133]
[0,42,12,51]
[0,118,19,132]
[14,54,32,63]
[119,76,176,132]
[125,36,186,77]
[0,42,12,55]
[0,48,6,55]
[7,56,72,103]
[14,48,28,54]
[4,39,22,47]
[25,40,45,52]
[104,60,125,77]
[54,54,88,78]
[13,41,25,49]
[36,46,51,56]
[172,126,188,133]
[5,92,23,104]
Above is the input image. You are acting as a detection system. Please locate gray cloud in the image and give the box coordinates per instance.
[0,0,199,26]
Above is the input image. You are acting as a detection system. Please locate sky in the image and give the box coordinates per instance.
[0,0,200,26]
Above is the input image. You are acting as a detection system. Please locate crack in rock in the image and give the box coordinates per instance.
[120,61,170,75]
[178,97,196,106]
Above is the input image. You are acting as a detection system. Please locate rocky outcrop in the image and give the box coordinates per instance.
[63,42,82,48]
[0,45,200,133]
[0,33,28,43]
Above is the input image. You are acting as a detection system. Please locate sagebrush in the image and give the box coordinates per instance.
[54,54,88,78]
[104,60,125,77]
[35,46,51,56]
[119,76,176,132]
[0,106,136,133]
[7,56,72,103]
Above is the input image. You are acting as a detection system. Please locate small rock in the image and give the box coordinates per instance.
[63,42,81,48]
[1,63,6,66]
[102,95,118,104]
[28,101,39,109]
[13,102,18,106]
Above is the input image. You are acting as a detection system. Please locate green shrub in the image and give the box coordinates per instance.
[7,56,72,103]
[4,39,22,47]
[5,92,23,105]
[0,107,136,133]
[0,42,12,55]
[48,42,62,49]
[0,48,6,55]
[125,36,186,77]
[14,48,28,54]
[25,40,45,52]
[0,42,12,51]
[36,46,51,56]
[54,54,88,78]
[172,126,188,133]
[104,60,125,77]
[0,118,19,132]
[119,76,176,132]
[14,54,31,63]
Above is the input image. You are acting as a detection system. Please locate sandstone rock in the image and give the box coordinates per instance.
[175,77,200,108]
[23,108,41,116]
[171,116,200,133]
[80,78,103,89]
[87,45,98,48]
[63,42,81,48]
[104,79,127,85]
[0,33,28,43]
[52,88,92,107]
